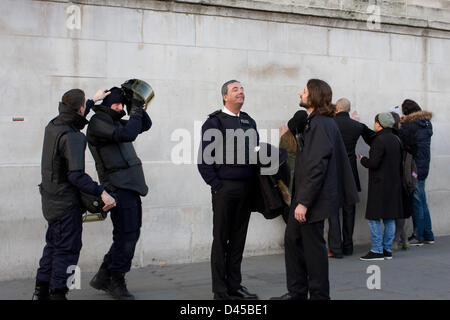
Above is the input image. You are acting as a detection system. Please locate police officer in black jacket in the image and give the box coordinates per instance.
[86,84,152,300]
[34,89,116,300]
[198,80,259,300]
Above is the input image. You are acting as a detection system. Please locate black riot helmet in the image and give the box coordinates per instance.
[121,79,155,114]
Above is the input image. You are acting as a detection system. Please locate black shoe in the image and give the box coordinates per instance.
[383,249,393,260]
[49,288,68,300]
[360,251,384,261]
[343,250,353,256]
[228,286,258,300]
[32,279,50,301]
[90,263,111,291]
[424,239,435,244]
[270,292,305,300]
[328,252,343,259]
[410,238,424,246]
[213,292,234,300]
[108,272,135,300]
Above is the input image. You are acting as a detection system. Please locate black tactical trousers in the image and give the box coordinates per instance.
[103,189,142,274]
[285,217,330,300]
[36,207,83,290]
[211,179,252,294]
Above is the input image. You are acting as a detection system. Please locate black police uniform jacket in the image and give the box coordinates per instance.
[291,112,359,223]
[39,110,88,223]
[86,106,148,196]
[197,110,259,192]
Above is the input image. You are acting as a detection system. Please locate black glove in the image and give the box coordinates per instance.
[129,104,143,118]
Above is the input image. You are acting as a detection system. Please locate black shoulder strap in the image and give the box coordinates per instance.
[208,110,225,133]
[208,110,222,118]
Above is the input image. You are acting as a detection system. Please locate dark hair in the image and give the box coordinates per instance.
[221,79,239,105]
[306,79,334,117]
[390,111,401,129]
[61,89,85,112]
[401,99,421,116]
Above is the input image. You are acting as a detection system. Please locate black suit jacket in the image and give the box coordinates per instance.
[291,112,359,223]
[334,112,374,191]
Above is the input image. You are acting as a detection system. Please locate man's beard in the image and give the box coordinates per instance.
[299,96,309,108]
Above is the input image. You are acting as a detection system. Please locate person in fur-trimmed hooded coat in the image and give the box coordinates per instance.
[398,99,434,244]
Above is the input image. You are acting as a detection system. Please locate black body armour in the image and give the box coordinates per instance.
[209,110,258,166]
[40,118,86,222]
[87,111,148,196]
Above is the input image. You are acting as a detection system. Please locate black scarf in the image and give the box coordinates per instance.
[57,102,89,130]
[93,104,126,121]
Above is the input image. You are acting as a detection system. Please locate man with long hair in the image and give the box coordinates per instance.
[273,79,358,300]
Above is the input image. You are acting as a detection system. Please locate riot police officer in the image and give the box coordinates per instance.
[198,80,259,300]
[87,80,153,300]
[34,88,116,300]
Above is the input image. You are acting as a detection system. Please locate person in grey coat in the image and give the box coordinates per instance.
[359,112,403,261]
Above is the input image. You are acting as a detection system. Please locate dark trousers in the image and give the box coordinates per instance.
[394,218,407,243]
[211,179,252,293]
[36,207,83,290]
[103,189,142,274]
[327,204,356,255]
[285,216,329,300]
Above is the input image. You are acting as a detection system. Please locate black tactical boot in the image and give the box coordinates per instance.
[49,288,68,300]
[90,262,111,291]
[32,279,50,300]
[108,272,135,300]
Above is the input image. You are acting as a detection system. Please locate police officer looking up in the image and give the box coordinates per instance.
[86,85,152,300]
[198,80,259,300]
[34,88,116,300]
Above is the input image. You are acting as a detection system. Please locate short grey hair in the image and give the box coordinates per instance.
[336,98,351,113]
[221,79,239,105]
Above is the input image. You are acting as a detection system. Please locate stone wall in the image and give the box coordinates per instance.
[0,0,449,280]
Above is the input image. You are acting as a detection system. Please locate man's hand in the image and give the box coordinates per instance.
[294,203,308,223]
[351,110,360,122]
[280,124,289,136]
[101,190,116,212]
[93,89,110,103]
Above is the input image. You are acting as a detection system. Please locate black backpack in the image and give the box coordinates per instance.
[396,136,418,195]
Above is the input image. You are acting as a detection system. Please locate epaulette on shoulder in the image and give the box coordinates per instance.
[208,110,222,118]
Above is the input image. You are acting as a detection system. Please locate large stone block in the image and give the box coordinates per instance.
[0,0,49,37]
[0,35,107,78]
[427,63,450,93]
[139,206,198,265]
[378,60,424,92]
[391,33,425,63]
[78,4,142,42]
[0,166,41,221]
[0,217,47,281]
[247,50,305,85]
[267,21,328,55]
[329,28,391,60]
[428,37,450,65]
[143,10,195,46]
[195,14,269,51]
